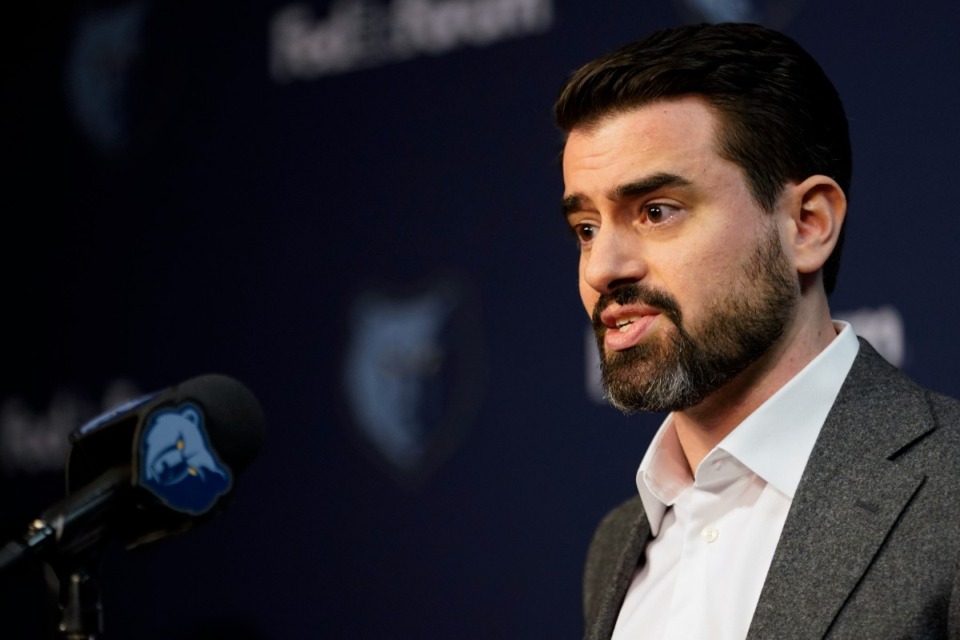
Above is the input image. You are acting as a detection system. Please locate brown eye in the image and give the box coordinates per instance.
[573,223,597,246]
[643,203,680,224]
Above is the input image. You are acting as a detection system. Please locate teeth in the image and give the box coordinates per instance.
[616,316,641,332]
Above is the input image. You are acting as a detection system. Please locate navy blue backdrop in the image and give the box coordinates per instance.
[3,0,960,637]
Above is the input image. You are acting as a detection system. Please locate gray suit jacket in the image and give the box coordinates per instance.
[583,340,960,639]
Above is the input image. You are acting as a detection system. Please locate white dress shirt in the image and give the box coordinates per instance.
[611,323,860,640]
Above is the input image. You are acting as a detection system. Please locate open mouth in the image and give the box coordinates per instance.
[601,310,662,352]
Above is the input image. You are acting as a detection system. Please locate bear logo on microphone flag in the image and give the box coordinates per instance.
[138,403,232,515]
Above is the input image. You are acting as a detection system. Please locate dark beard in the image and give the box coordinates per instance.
[592,224,798,413]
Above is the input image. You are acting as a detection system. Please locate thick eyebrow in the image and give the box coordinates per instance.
[561,194,584,217]
[562,172,692,218]
[613,173,691,200]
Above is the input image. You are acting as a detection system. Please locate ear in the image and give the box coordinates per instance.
[783,175,846,275]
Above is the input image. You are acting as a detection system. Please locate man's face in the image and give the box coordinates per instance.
[561,98,799,412]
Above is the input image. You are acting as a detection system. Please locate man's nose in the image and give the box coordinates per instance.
[583,225,647,295]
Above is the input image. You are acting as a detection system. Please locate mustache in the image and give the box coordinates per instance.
[591,284,683,330]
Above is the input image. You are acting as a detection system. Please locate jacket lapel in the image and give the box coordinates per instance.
[747,341,935,639]
[584,504,652,640]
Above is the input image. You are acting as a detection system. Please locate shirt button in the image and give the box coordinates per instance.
[701,526,719,543]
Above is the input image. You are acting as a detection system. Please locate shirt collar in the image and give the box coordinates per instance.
[637,322,860,535]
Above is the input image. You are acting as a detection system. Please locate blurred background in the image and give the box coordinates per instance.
[2,0,959,636]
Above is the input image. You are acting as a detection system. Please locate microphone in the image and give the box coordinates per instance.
[0,374,265,574]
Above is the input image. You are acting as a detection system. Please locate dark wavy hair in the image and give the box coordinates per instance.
[555,23,851,295]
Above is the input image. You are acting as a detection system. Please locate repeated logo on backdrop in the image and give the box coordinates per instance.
[672,0,806,27]
[341,275,485,484]
[0,379,142,476]
[65,0,149,155]
[270,0,554,80]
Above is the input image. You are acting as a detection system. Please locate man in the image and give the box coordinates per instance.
[556,23,960,639]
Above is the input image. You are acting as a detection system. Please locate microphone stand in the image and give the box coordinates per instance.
[0,468,126,639]
[53,549,104,640]
[0,531,105,639]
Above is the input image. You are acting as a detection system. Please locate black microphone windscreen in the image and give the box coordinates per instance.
[167,374,265,474]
